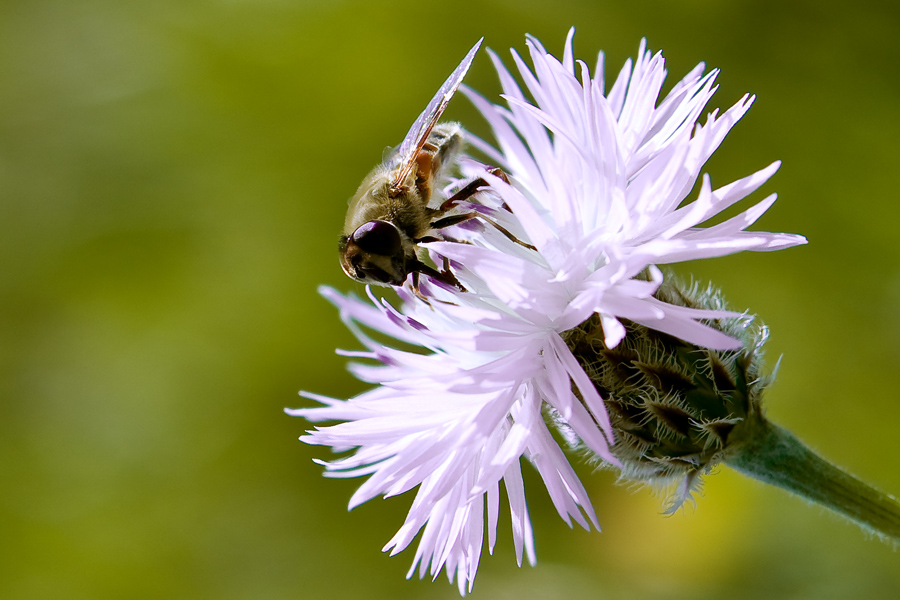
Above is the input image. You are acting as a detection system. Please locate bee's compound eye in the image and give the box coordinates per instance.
[352,220,402,256]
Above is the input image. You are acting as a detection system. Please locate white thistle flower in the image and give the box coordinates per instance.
[289,30,806,595]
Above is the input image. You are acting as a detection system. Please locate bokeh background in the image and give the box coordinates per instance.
[2,0,899,598]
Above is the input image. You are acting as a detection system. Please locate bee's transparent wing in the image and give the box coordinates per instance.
[390,38,483,190]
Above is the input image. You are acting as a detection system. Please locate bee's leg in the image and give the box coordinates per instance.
[490,167,511,184]
[410,273,463,306]
[439,167,509,211]
[439,180,484,211]
[409,271,431,304]
[430,212,537,252]
[440,256,460,290]
[430,213,475,229]
[408,257,466,293]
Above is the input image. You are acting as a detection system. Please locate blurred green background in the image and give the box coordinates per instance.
[2,0,899,598]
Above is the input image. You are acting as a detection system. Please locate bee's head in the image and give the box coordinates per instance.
[339,220,408,286]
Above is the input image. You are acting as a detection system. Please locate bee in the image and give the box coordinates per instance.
[339,39,492,291]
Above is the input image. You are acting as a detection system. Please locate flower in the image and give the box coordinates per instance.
[289,30,806,594]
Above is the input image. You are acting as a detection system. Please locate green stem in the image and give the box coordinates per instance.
[724,417,900,544]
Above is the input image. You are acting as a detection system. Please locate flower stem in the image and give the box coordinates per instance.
[725,416,900,544]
